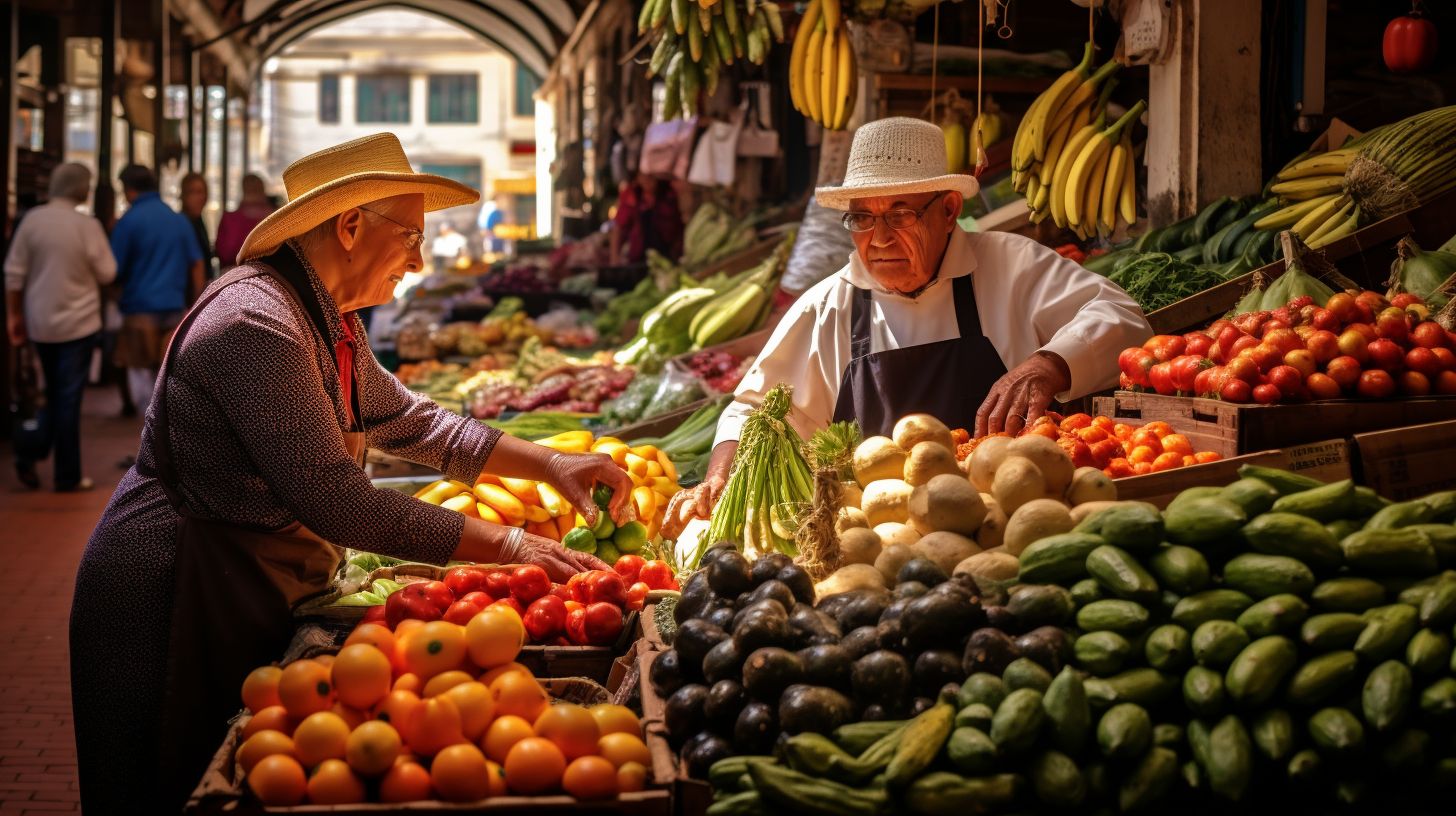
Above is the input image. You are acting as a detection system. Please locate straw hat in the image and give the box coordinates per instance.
[236,133,480,261]
[815,117,980,211]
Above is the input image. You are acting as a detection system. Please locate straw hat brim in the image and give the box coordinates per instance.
[236,171,481,262]
[815,174,981,212]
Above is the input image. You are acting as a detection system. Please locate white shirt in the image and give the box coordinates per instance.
[714,228,1152,445]
[432,231,467,258]
[4,199,117,343]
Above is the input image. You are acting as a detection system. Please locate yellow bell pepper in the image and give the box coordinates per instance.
[500,477,541,506]
[441,493,479,517]
[476,502,505,524]
[474,483,526,525]
[536,483,570,517]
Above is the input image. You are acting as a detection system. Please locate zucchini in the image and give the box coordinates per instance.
[1018,532,1105,585]
[1271,479,1356,522]
[1342,528,1438,574]
[1221,553,1316,599]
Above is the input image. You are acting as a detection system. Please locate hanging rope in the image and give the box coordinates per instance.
[1089,0,1096,48]
[929,0,941,121]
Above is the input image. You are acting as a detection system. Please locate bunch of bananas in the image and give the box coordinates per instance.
[1011,43,1144,238]
[640,0,784,120]
[688,229,796,349]
[789,0,857,130]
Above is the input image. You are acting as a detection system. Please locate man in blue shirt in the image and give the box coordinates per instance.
[111,164,204,417]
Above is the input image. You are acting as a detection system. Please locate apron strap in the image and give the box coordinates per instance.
[950,273,984,339]
[848,285,874,360]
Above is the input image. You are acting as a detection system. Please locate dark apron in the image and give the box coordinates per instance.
[149,261,362,808]
[832,273,1009,437]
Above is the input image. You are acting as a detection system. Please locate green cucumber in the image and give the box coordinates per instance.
[1363,659,1413,731]
[1236,594,1310,638]
[1250,708,1295,762]
[1237,464,1323,495]
[1271,479,1356,522]
[1221,477,1281,517]
[1042,666,1091,755]
[1225,636,1298,707]
[1412,524,1456,566]
[1146,546,1211,595]
[1096,703,1152,761]
[1077,600,1152,635]
[1301,613,1368,651]
[1420,489,1456,522]
[1075,631,1132,676]
[1356,604,1419,662]
[1086,545,1160,602]
[1407,628,1453,675]
[1172,589,1255,628]
[1075,503,1165,554]
[1241,512,1343,570]
[1308,707,1365,754]
[1365,500,1436,530]
[1163,497,1247,548]
[1310,577,1386,612]
[989,688,1045,755]
[1205,715,1252,801]
[1018,532,1106,585]
[1182,666,1225,717]
[1221,553,1316,599]
[1286,651,1360,706]
[1342,528,1438,574]
[1192,620,1250,667]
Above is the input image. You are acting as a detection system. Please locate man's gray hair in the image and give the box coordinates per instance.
[48,163,92,202]
[293,196,412,259]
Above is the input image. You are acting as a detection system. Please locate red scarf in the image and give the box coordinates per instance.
[336,313,356,427]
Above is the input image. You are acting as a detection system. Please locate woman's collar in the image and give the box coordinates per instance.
[845,226,979,298]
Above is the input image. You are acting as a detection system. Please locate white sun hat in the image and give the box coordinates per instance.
[815,117,981,211]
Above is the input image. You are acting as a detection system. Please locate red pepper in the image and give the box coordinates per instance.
[583,602,625,646]
[626,581,649,612]
[1384,5,1438,74]
[1143,335,1187,362]
[385,582,445,628]
[523,595,567,640]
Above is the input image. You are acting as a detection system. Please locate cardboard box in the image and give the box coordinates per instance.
[1354,419,1456,501]
[1113,438,1353,508]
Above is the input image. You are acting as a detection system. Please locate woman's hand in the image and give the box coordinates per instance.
[545,452,637,527]
[498,526,608,582]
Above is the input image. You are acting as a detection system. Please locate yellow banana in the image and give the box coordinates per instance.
[832,25,853,129]
[1309,206,1361,248]
[1048,58,1120,134]
[1065,99,1145,229]
[1276,147,1355,181]
[1010,92,1046,172]
[1291,193,1348,239]
[1024,42,1096,164]
[1032,179,1050,214]
[820,24,837,126]
[822,0,840,34]
[1253,193,1335,230]
[1306,198,1355,245]
[1078,140,1112,232]
[1118,134,1136,227]
[1039,102,1087,187]
[804,21,824,124]
[1025,174,1042,212]
[788,0,820,114]
[1101,139,1126,234]
[1270,174,1345,200]
[1050,120,1101,228]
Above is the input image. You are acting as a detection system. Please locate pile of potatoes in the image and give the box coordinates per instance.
[823,414,1119,596]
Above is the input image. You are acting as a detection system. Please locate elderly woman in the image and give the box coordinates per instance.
[71,134,634,812]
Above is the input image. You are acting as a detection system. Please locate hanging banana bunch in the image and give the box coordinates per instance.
[789,0,858,130]
[640,0,784,121]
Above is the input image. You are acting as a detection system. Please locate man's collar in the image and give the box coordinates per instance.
[845,226,979,298]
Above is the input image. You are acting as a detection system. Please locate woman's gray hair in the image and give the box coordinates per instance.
[48,163,93,202]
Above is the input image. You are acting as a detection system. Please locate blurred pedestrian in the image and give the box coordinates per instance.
[4,163,117,491]
[611,174,683,264]
[178,172,215,279]
[111,164,204,418]
[477,195,505,256]
[215,173,276,271]
[431,222,467,272]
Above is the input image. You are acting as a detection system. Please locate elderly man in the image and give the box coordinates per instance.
[665,117,1151,535]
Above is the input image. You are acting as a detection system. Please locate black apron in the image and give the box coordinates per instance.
[832,274,1008,437]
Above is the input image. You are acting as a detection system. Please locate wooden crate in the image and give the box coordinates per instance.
[1095,391,1456,457]
[1113,438,1354,508]
[637,648,712,816]
[1354,419,1456,501]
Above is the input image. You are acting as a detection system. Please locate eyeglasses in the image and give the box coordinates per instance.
[358,206,424,251]
[841,193,945,233]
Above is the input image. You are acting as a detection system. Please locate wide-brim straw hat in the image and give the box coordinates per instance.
[815,117,980,211]
[237,133,480,262]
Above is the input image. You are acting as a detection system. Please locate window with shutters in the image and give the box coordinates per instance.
[514,64,539,118]
[319,74,340,123]
[356,74,411,123]
[428,74,478,124]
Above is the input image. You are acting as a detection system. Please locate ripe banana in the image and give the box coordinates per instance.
[1039,103,1086,188]
[1118,134,1137,227]
[1101,138,1126,234]
[1270,175,1345,200]
[1066,135,1112,229]
[1290,192,1348,239]
[1024,42,1096,165]
[804,21,825,124]
[788,0,820,113]
[1305,198,1355,245]
[1050,119,1101,228]
[820,24,837,125]
[1252,193,1334,231]
[1309,206,1361,249]
[833,31,855,129]
[1275,148,1354,181]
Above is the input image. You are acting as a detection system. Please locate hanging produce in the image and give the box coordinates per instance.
[640,0,785,120]
[1345,105,1456,222]
[789,0,858,130]
[1383,1,1439,74]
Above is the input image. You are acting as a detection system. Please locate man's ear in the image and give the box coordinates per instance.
[335,209,363,252]
[942,192,964,228]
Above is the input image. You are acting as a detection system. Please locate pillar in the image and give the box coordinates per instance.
[152,0,167,165]
[1145,0,1263,224]
[1,0,15,238]
[95,0,118,225]
[184,39,194,173]
[240,88,250,176]
[198,59,208,176]
[219,71,229,209]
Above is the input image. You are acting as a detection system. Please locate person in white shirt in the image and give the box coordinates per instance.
[663,118,1151,536]
[431,222,468,272]
[4,163,118,491]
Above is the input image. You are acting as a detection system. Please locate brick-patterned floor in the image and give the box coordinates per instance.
[0,386,142,815]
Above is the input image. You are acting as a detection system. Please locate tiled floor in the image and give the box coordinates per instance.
[0,386,142,815]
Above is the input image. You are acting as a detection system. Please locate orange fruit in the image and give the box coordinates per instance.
[442,681,495,740]
[465,605,526,669]
[1127,445,1157,466]
[589,704,641,737]
[241,665,283,712]
[403,621,467,680]
[422,670,475,699]
[379,760,433,803]
[306,758,366,804]
[293,711,350,767]
[331,703,370,731]
[431,743,492,802]
[617,761,647,793]
[345,622,396,657]
[393,673,423,695]
[534,703,600,760]
[479,661,532,687]
[597,732,651,768]
[373,689,420,730]
[243,706,293,740]
[485,759,509,797]
[247,753,307,806]
[346,720,402,776]
[490,670,548,723]
[482,714,536,763]
[1145,421,1174,438]
[313,654,336,668]
[503,736,566,794]
[277,660,333,719]
[236,729,296,774]
[403,695,465,756]
[332,644,393,710]
[1161,433,1194,456]
[562,755,618,799]
[1151,452,1184,472]
[394,618,427,640]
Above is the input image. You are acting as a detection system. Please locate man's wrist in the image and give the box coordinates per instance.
[1035,351,1071,390]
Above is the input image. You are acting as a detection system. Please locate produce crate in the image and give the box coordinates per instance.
[1094,391,1456,458]
[1354,418,1456,501]
[185,678,671,816]
[637,648,712,816]
[1144,186,1456,335]
[1111,438,1354,508]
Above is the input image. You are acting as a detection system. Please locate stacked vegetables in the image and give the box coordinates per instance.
[683,201,761,270]
[955,412,1224,479]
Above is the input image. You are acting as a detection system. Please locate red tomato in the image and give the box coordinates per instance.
[1400,370,1432,396]
[1143,335,1187,362]
[1384,8,1438,73]
[1193,365,1222,397]
[1326,293,1360,324]
[1169,355,1212,393]
[460,591,492,609]
[483,572,512,599]
[1309,307,1341,333]
[443,600,483,626]
[1225,356,1260,385]
[422,581,455,612]
[1406,347,1442,376]
[1357,369,1397,399]
[564,600,584,614]
[1306,373,1342,400]
[1433,348,1456,371]
[1206,320,1234,337]
[1283,349,1317,378]
[1228,334,1260,360]
[1088,438,1124,469]
[1117,348,1157,387]
[1390,293,1425,310]
[523,595,567,640]
[583,603,625,646]
[1183,333,1214,358]
[490,597,525,617]
[1148,362,1176,395]
[443,567,487,598]
[582,572,627,607]
[638,561,676,591]
[565,608,589,645]
[1325,356,1363,391]
[1286,295,1316,310]
[1376,307,1411,343]
[612,555,646,585]
[1220,379,1252,403]
[1260,318,1291,338]
[1244,344,1284,374]
[565,573,590,604]
[1077,425,1109,444]
[385,582,447,628]
[1437,371,1456,395]
[549,584,573,603]
[1267,366,1304,399]
[1411,321,1449,349]
[361,605,388,625]
[1367,339,1405,372]
[1262,328,1303,356]
[1252,383,1282,404]
[626,582,649,612]
[509,566,551,604]
[1306,330,1340,364]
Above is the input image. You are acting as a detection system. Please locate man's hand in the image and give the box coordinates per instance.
[976,351,1070,438]
[6,314,25,347]
[661,472,727,540]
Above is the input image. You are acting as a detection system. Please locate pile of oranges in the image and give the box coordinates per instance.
[233,604,652,805]
[955,413,1223,479]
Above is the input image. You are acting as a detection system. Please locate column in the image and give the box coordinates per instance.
[241,88,250,176]
[95,0,118,225]
[152,0,167,165]
[220,71,229,208]
[184,39,194,173]
[1,0,15,237]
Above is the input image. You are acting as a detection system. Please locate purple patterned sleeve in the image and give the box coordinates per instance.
[182,302,461,565]
[353,317,502,483]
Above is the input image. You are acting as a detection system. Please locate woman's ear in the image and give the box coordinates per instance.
[335,209,363,252]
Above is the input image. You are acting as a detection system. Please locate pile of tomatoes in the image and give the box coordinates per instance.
[1118,292,1456,404]
[370,559,677,648]
[956,412,1222,479]
[233,604,654,805]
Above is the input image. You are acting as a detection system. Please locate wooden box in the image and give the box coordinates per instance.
[637,648,712,816]
[1112,438,1354,508]
[1354,419,1456,501]
[1095,391,1456,458]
